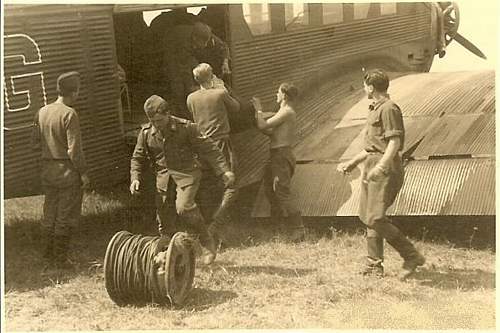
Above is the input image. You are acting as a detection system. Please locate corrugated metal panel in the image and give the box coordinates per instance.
[229,8,431,188]
[392,70,495,116]
[233,68,413,187]
[3,5,128,198]
[295,122,360,162]
[252,163,357,218]
[252,158,495,217]
[441,159,495,215]
[232,12,430,105]
[390,158,495,215]
[330,70,495,161]
[112,4,200,14]
[412,114,495,158]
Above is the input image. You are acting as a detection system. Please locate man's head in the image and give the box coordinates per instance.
[363,69,390,99]
[277,82,299,104]
[193,63,213,86]
[57,71,80,102]
[144,95,172,129]
[192,22,212,49]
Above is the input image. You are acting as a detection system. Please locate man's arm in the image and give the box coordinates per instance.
[366,136,400,180]
[129,129,150,194]
[31,110,41,151]
[66,112,88,174]
[212,35,231,75]
[256,110,288,130]
[337,149,369,174]
[222,90,240,113]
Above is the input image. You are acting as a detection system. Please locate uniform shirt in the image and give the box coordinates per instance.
[262,105,298,149]
[33,101,87,173]
[363,97,405,153]
[187,88,240,140]
[130,116,230,190]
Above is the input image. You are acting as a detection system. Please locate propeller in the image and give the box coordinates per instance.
[440,2,487,60]
[453,33,487,60]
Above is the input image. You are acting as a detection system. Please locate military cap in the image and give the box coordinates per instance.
[192,22,212,41]
[144,95,170,116]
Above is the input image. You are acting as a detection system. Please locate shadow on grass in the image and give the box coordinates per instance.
[410,267,495,291]
[183,288,238,311]
[3,206,158,292]
[201,262,316,278]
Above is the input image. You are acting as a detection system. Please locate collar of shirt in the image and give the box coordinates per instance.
[368,94,390,111]
[150,117,177,138]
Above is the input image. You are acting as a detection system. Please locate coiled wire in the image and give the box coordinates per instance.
[104,230,194,306]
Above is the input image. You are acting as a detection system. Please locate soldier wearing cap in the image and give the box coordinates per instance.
[32,71,90,269]
[162,22,231,119]
[337,69,425,279]
[130,95,235,265]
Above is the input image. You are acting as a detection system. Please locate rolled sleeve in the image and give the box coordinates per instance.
[381,104,404,139]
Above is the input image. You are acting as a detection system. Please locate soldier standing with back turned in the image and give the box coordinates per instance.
[33,71,90,269]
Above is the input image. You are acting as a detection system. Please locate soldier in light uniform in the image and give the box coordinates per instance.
[130,95,235,265]
[337,69,425,279]
[187,63,240,242]
[32,71,90,269]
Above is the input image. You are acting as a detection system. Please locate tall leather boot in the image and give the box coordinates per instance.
[41,226,54,262]
[182,207,217,265]
[362,233,384,277]
[208,208,231,245]
[287,212,306,243]
[385,232,425,279]
[371,220,425,278]
[54,234,73,269]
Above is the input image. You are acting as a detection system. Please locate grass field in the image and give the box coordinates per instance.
[3,186,496,330]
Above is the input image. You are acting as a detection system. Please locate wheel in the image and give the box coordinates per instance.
[163,232,196,306]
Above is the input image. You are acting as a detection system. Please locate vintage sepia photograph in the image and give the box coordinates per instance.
[2,1,497,330]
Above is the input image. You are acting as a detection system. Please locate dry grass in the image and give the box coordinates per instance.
[3,187,496,330]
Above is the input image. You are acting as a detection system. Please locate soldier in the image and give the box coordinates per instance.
[251,83,306,242]
[187,63,240,242]
[162,22,231,119]
[130,95,235,265]
[32,71,90,269]
[337,69,425,279]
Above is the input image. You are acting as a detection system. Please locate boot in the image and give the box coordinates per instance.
[183,207,217,265]
[40,227,54,262]
[53,234,74,270]
[360,236,384,277]
[287,213,305,243]
[386,233,425,279]
[210,202,233,246]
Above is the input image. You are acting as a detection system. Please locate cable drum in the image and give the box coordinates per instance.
[104,231,195,306]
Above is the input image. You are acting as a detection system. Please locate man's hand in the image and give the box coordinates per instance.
[130,180,141,195]
[222,171,236,187]
[221,59,231,75]
[337,161,356,175]
[366,165,387,182]
[251,97,263,116]
[81,173,91,190]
